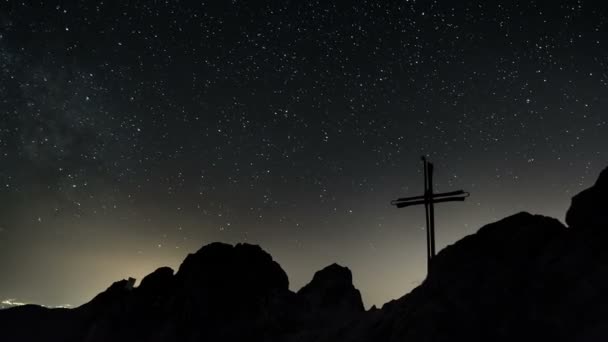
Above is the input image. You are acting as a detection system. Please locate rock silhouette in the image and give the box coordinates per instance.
[0,242,363,342]
[566,167,608,229]
[298,263,364,316]
[1,167,607,342]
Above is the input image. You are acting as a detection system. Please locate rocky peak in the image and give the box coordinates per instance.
[423,212,566,308]
[175,242,289,294]
[79,277,137,313]
[297,263,364,314]
[566,167,608,229]
[137,266,174,294]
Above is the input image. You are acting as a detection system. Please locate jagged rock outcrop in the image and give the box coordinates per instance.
[168,243,296,342]
[566,167,608,229]
[298,263,364,316]
[138,267,174,294]
[174,242,290,307]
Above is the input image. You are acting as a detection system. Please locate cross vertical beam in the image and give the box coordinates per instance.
[390,157,470,275]
[422,157,431,273]
[427,160,436,259]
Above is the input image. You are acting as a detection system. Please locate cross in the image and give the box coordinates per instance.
[390,157,469,273]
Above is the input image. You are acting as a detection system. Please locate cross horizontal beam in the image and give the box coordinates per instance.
[392,195,468,208]
[390,157,470,275]
[390,190,469,206]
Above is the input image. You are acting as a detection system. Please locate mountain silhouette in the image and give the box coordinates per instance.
[1,167,607,342]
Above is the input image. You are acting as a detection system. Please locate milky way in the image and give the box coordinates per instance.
[0,1,606,308]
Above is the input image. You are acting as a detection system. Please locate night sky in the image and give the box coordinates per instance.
[1,1,607,309]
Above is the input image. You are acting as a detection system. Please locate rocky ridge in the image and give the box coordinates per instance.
[1,167,607,342]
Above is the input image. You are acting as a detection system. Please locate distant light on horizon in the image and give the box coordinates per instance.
[1,299,27,309]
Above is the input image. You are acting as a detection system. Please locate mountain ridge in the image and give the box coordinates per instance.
[1,166,607,342]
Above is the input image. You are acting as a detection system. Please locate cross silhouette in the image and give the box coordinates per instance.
[391,157,469,273]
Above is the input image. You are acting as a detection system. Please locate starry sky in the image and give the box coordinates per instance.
[0,1,607,309]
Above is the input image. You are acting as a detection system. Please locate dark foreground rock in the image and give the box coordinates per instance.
[1,167,607,342]
[0,243,363,342]
[566,167,608,229]
[298,263,364,316]
[330,167,608,342]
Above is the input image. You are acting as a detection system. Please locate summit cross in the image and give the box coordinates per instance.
[390,157,470,274]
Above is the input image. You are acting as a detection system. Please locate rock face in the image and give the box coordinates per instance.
[566,167,608,229]
[2,166,608,342]
[298,263,364,316]
[175,242,289,303]
[296,263,364,332]
[138,266,174,294]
